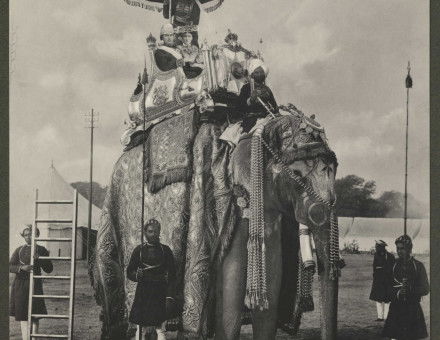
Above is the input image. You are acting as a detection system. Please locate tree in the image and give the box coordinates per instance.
[377,191,427,218]
[335,175,378,217]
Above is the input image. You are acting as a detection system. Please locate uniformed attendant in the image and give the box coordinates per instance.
[237,58,278,133]
[127,219,176,340]
[382,235,429,340]
[9,225,53,340]
[369,240,395,321]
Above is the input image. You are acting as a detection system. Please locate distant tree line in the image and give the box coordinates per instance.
[71,175,428,218]
[335,175,428,218]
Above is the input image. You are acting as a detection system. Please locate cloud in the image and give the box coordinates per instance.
[93,27,146,64]
[39,72,67,88]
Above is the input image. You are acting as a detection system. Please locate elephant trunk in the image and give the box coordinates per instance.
[314,228,338,340]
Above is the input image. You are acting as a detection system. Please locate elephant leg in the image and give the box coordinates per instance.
[215,219,248,340]
[313,229,338,340]
[251,215,282,340]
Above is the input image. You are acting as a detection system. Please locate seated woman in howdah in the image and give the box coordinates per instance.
[177,30,204,79]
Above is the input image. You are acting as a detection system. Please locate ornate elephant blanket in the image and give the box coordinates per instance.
[92,115,236,339]
[147,112,197,193]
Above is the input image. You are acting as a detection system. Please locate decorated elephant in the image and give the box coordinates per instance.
[214,112,341,340]
[89,103,341,340]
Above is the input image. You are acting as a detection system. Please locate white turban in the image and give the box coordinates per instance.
[248,58,268,76]
[160,23,175,36]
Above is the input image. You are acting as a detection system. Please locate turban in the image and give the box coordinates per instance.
[375,240,387,247]
[160,23,175,37]
[20,224,40,237]
[395,234,412,249]
[248,58,268,76]
[144,218,161,230]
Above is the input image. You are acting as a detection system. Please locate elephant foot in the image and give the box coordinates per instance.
[278,321,300,336]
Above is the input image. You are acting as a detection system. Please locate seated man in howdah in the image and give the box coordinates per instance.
[237,58,278,133]
[163,0,200,45]
[154,23,184,72]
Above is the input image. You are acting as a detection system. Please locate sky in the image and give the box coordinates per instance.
[9,0,429,248]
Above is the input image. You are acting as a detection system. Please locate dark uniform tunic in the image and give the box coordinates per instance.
[382,257,429,340]
[9,244,53,321]
[127,243,176,327]
[237,82,278,133]
[369,251,395,303]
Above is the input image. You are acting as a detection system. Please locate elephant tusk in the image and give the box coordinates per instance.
[299,224,315,269]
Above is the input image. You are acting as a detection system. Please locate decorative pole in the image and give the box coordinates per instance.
[138,52,149,340]
[85,108,97,262]
[404,62,412,235]
[402,61,412,303]
[169,0,173,24]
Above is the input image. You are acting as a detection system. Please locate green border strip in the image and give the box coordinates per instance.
[430,1,440,338]
[0,0,9,338]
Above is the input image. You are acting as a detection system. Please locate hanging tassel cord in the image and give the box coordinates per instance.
[245,127,269,311]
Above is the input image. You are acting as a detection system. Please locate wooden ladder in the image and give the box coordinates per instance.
[27,189,79,339]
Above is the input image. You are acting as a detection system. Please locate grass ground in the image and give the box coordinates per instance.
[9,254,430,339]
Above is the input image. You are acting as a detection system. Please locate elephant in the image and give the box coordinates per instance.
[90,107,341,340]
[214,114,340,340]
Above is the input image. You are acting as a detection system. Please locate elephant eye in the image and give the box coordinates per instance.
[293,170,302,177]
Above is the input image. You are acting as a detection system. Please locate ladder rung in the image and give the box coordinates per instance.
[35,219,72,224]
[33,294,70,299]
[38,256,71,260]
[36,200,74,205]
[31,334,68,339]
[33,275,70,280]
[32,314,69,319]
[36,237,72,242]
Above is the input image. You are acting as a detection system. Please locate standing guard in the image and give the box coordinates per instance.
[369,240,395,321]
[382,235,429,340]
[127,219,177,340]
[9,226,53,340]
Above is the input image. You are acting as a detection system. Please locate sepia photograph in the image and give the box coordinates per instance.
[9,1,430,339]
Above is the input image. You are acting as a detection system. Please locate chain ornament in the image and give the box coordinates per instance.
[245,126,269,311]
[261,137,341,280]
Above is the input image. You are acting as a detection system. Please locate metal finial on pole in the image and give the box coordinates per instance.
[404,61,412,236]
[169,0,173,24]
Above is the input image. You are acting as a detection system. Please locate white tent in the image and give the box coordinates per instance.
[20,164,102,259]
[338,217,429,254]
